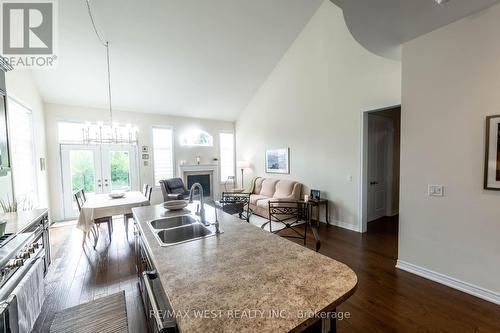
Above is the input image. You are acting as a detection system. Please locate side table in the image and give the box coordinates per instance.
[307,199,329,227]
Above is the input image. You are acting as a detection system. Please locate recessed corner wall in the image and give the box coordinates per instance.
[235,1,401,230]
[400,4,500,296]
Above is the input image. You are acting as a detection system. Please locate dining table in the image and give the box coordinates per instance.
[77,191,150,241]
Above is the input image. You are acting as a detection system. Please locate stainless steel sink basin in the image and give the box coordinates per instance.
[149,215,197,229]
[156,224,214,246]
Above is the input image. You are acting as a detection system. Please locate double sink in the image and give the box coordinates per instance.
[148,214,217,246]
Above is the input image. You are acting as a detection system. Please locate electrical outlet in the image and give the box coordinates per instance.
[428,185,444,197]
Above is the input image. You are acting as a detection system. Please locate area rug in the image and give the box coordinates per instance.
[49,291,128,333]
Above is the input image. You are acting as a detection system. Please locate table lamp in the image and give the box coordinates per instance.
[237,161,251,188]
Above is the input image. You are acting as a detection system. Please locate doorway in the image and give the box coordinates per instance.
[60,144,139,219]
[361,106,401,233]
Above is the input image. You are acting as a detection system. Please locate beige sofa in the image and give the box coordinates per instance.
[249,177,302,219]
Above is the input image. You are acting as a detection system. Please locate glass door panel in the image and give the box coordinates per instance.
[101,145,138,194]
[109,150,131,191]
[70,150,97,195]
[61,145,101,219]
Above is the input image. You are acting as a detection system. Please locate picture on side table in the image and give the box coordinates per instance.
[484,115,500,190]
[265,148,290,174]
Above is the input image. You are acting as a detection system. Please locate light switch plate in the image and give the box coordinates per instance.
[428,185,444,197]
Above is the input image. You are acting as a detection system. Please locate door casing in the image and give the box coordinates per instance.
[360,105,401,233]
[60,143,139,219]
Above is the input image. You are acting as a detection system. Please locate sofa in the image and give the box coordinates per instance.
[249,177,302,219]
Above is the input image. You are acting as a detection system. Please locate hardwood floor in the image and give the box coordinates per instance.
[283,216,500,333]
[33,215,500,333]
[31,218,147,333]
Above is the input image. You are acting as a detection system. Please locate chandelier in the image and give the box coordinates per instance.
[82,122,138,144]
[83,0,138,144]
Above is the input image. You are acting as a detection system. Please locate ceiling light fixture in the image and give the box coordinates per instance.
[435,0,451,5]
[85,0,113,123]
[84,0,138,144]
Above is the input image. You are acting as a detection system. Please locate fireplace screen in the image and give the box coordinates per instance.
[187,174,211,197]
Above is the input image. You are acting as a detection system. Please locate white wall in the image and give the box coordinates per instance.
[400,4,500,296]
[4,70,49,208]
[45,103,234,221]
[235,1,401,230]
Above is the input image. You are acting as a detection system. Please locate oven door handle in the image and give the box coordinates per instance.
[142,271,177,333]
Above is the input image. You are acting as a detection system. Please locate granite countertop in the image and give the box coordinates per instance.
[0,208,48,234]
[133,203,357,333]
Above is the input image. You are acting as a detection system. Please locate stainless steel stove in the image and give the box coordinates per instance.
[0,221,46,333]
[0,232,40,290]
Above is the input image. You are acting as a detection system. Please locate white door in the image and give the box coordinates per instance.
[367,115,391,222]
[101,145,139,193]
[61,144,139,219]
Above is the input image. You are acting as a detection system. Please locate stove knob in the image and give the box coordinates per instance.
[14,259,24,267]
[19,251,30,259]
[32,243,40,249]
[27,246,35,253]
[6,259,16,269]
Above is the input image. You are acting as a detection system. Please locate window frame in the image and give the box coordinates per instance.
[179,129,214,147]
[6,94,38,204]
[218,130,236,183]
[151,125,175,187]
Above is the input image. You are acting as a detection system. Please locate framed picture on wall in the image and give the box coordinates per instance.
[484,115,500,190]
[265,148,290,174]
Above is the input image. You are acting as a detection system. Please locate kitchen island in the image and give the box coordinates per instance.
[133,203,357,333]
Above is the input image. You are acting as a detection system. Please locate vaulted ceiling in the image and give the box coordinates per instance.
[33,0,323,121]
[33,0,500,121]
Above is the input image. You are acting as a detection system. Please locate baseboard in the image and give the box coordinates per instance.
[328,220,360,233]
[396,260,500,305]
[388,210,399,217]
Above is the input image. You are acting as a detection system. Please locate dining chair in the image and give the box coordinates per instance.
[75,189,113,248]
[124,185,152,238]
[146,186,153,201]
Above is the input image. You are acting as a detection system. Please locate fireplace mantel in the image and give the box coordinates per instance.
[178,164,219,200]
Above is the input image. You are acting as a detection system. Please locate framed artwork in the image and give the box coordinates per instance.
[142,153,149,160]
[141,146,149,153]
[310,189,321,200]
[265,148,289,174]
[484,115,500,190]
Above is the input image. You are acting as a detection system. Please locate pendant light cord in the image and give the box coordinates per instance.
[85,0,113,123]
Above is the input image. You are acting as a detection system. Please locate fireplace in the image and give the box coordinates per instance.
[187,174,211,197]
[179,164,219,200]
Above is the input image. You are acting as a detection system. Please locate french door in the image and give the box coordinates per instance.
[61,144,139,219]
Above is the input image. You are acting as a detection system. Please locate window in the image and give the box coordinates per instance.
[8,97,37,206]
[180,129,213,146]
[219,132,235,182]
[153,127,174,185]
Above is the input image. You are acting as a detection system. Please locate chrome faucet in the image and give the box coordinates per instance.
[189,183,207,224]
[188,183,220,233]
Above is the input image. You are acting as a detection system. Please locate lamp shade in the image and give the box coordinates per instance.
[237,161,251,169]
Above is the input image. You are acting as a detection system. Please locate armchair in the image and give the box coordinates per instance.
[159,178,190,201]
